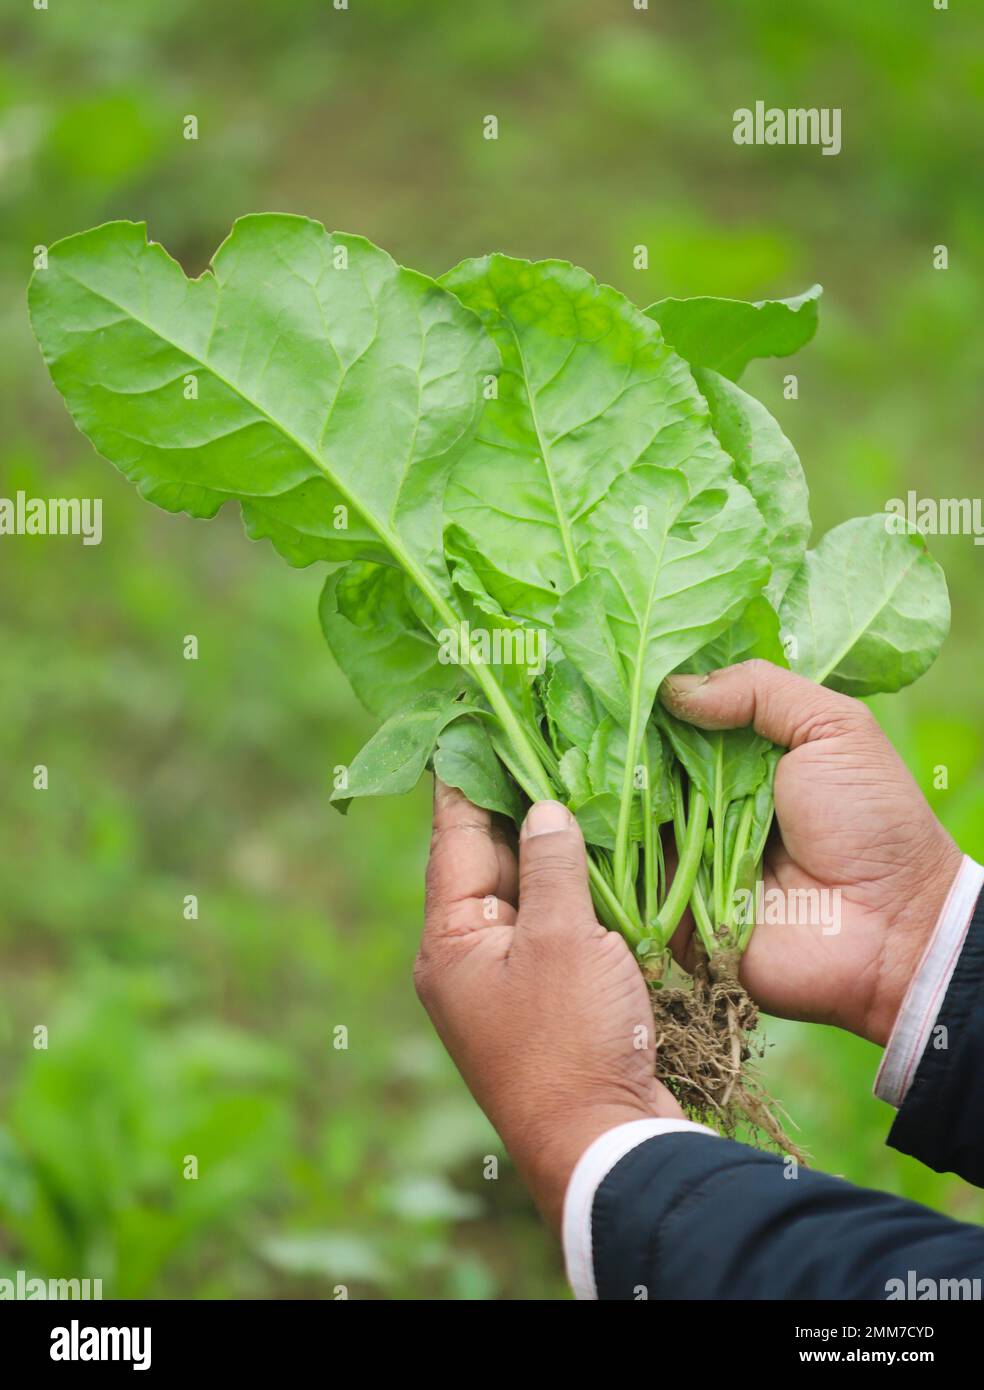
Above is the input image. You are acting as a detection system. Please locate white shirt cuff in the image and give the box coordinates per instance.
[875,855,984,1108]
[562,1117,717,1300]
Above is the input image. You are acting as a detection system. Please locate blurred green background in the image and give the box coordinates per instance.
[1,0,982,1299]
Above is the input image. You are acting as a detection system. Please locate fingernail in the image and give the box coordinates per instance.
[522,800,573,838]
[661,673,710,707]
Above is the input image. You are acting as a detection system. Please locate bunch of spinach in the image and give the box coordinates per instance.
[29,216,950,973]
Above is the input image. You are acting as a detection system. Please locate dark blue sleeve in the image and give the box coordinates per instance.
[592,1133,984,1299]
[590,889,984,1300]
[887,889,984,1186]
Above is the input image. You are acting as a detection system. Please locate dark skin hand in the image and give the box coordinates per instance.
[662,661,962,1047]
[415,785,682,1231]
[414,660,962,1230]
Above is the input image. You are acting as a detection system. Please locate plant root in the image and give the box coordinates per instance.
[647,945,809,1164]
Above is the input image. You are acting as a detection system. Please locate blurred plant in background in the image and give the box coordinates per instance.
[1,0,982,1297]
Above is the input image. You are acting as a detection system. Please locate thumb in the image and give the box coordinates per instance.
[517,800,597,937]
[660,658,868,749]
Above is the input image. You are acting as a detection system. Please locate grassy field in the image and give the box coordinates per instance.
[1,0,982,1297]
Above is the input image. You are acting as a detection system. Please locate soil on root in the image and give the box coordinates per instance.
[647,946,808,1163]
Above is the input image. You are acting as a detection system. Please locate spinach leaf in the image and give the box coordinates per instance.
[646,285,822,381]
[29,218,496,584]
[659,595,786,808]
[432,718,526,824]
[779,515,951,695]
[29,217,557,804]
[557,466,769,730]
[439,255,736,621]
[28,220,952,966]
[544,659,606,755]
[657,596,788,940]
[333,690,474,810]
[556,464,769,891]
[694,369,810,605]
[319,563,459,719]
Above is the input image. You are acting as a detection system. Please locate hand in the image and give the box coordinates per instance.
[661,660,963,1046]
[414,783,683,1230]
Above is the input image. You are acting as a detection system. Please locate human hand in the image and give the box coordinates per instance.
[661,660,963,1046]
[414,783,683,1230]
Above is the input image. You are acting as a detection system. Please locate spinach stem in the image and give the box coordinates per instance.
[589,858,643,944]
[736,861,763,952]
[639,740,656,925]
[689,878,718,957]
[671,763,687,852]
[493,732,643,945]
[712,737,726,927]
[613,696,643,892]
[724,796,755,932]
[654,789,709,945]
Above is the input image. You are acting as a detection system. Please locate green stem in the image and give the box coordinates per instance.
[689,878,717,958]
[640,741,656,925]
[653,789,709,945]
[723,796,755,930]
[496,730,642,946]
[671,763,687,853]
[488,734,538,804]
[655,830,666,908]
[736,861,762,953]
[588,857,643,945]
[466,660,553,801]
[613,697,643,893]
[712,738,726,927]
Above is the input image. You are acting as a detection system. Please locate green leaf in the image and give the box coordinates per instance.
[695,368,810,604]
[559,723,669,851]
[588,716,632,798]
[557,747,593,804]
[29,217,560,805]
[556,465,769,734]
[545,659,606,755]
[571,795,627,852]
[552,580,631,727]
[439,255,735,622]
[646,285,822,381]
[29,216,497,589]
[443,536,547,725]
[779,516,950,695]
[319,563,460,719]
[557,464,767,881]
[589,719,668,812]
[333,690,471,809]
[658,596,786,805]
[432,718,526,823]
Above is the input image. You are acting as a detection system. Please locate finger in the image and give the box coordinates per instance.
[516,800,598,940]
[424,780,517,948]
[491,814,520,905]
[660,659,869,749]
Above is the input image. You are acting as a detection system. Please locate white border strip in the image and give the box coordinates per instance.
[875,856,984,1108]
[562,1117,717,1300]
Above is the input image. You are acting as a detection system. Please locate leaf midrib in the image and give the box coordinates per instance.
[813,543,920,683]
[57,265,453,623]
[51,260,554,799]
[506,320,582,585]
[614,521,671,883]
